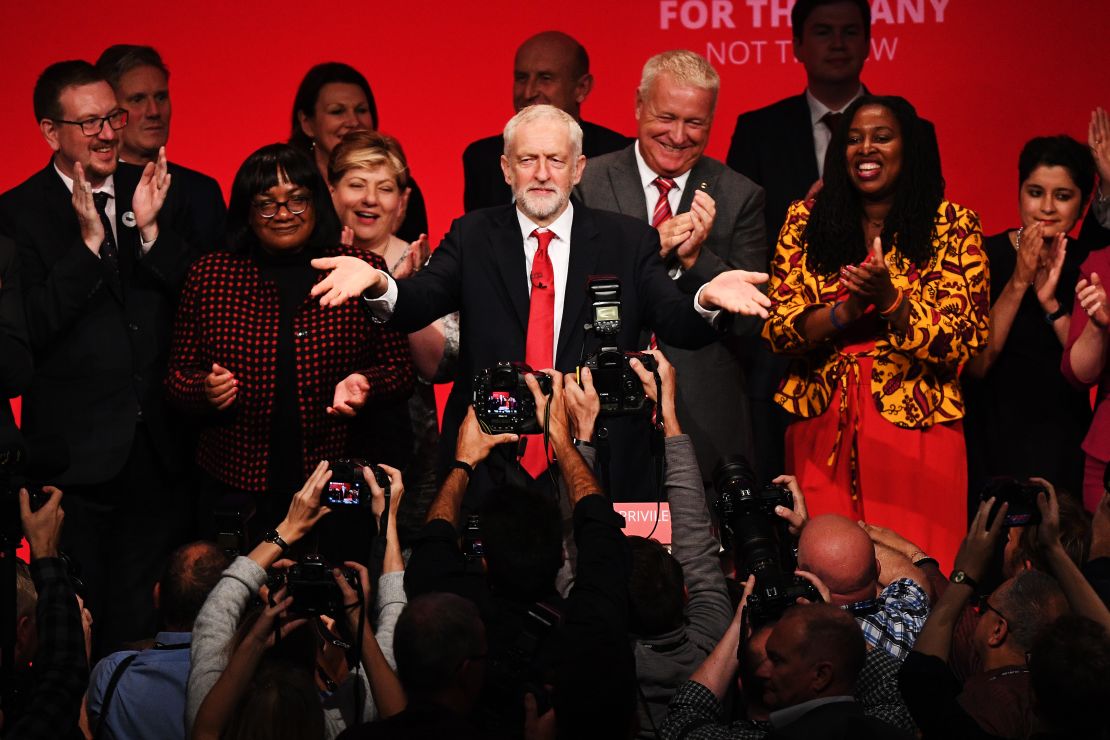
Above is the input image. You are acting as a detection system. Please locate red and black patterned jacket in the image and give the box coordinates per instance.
[165,246,413,492]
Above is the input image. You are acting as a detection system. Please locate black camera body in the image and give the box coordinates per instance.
[981,477,1045,528]
[325,458,390,511]
[582,349,655,416]
[713,456,819,625]
[473,362,553,434]
[268,555,360,617]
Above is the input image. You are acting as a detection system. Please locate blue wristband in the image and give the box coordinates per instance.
[829,301,847,331]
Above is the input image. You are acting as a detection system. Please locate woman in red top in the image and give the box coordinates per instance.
[166,143,413,540]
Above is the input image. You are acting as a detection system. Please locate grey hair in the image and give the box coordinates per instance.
[503,104,583,159]
[995,570,1068,651]
[637,50,720,113]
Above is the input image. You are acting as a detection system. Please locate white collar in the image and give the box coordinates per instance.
[515,199,575,243]
[53,161,116,197]
[633,141,694,193]
[805,86,865,127]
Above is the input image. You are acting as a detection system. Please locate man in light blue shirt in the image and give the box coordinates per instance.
[87,542,229,739]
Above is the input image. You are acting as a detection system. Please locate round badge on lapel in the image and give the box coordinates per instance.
[122,211,137,228]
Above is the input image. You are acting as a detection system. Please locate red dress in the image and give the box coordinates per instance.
[785,306,967,572]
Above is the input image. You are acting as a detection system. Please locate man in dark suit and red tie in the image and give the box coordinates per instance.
[311,104,771,502]
[0,60,198,656]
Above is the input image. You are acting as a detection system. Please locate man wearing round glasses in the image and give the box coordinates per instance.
[0,60,199,659]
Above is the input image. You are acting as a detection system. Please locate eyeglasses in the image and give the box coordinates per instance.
[974,595,1009,623]
[253,196,311,218]
[54,109,128,136]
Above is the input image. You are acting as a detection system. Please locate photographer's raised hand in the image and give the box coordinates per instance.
[629,348,680,436]
[19,486,64,559]
[563,367,600,442]
[771,475,808,537]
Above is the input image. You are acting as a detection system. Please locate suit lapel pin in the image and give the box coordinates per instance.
[122,211,137,228]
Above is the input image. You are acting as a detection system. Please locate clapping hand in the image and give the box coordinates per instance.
[1090,107,1110,191]
[204,363,238,411]
[132,146,172,242]
[1077,272,1110,329]
[1033,232,1067,309]
[842,237,898,310]
[392,233,429,280]
[327,373,370,417]
[71,162,105,253]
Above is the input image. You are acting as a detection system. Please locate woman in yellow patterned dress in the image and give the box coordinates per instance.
[763,95,989,569]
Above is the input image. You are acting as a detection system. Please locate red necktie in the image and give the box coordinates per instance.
[651,176,677,228]
[522,228,555,478]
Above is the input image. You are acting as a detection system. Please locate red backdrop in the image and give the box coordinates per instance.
[2,0,1108,428]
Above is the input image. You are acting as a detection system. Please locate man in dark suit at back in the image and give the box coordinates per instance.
[726,0,871,245]
[461,31,631,212]
[96,45,227,251]
[577,49,766,487]
[0,60,198,656]
[312,104,771,502]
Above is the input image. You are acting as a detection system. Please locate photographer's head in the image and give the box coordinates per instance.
[393,593,486,707]
[1029,615,1110,736]
[156,541,230,632]
[757,603,866,709]
[627,536,685,636]
[222,662,325,740]
[973,570,1067,668]
[480,485,563,603]
[797,514,879,606]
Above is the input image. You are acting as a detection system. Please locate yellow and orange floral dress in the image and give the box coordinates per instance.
[763,200,990,569]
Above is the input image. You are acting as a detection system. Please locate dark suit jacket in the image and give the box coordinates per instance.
[0,161,199,485]
[165,161,226,252]
[462,120,631,212]
[1,235,32,435]
[727,92,821,252]
[576,145,766,481]
[385,201,720,501]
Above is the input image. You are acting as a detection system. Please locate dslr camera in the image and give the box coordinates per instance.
[267,554,360,617]
[712,456,820,625]
[579,276,655,417]
[473,362,553,434]
[981,477,1046,528]
[325,458,390,511]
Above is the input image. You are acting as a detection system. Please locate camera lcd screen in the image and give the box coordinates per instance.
[326,481,360,506]
[594,305,619,321]
[487,391,517,416]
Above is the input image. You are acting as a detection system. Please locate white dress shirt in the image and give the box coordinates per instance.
[806,86,864,178]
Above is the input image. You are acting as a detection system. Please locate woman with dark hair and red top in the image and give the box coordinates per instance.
[289,62,429,244]
[166,143,413,545]
[763,95,989,568]
[1063,107,1110,511]
[963,135,1096,514]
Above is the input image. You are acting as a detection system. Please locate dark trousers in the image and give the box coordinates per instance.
[59,425,188,659]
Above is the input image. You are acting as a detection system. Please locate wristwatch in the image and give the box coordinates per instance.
[949,569,978,591]
[262,529,290,554]
[1044,305,1068,324]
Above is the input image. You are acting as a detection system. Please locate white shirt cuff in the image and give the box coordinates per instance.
[362,270,398,323]
[692,283,721,325]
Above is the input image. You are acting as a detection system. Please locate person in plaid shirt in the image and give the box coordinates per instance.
[5,488,87,739]
[796,514,931,661]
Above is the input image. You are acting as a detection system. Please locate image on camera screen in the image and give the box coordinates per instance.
[488,391,517,416]
[326,481,359,505]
